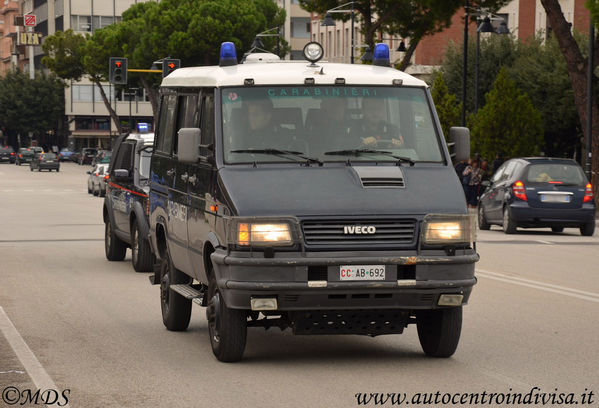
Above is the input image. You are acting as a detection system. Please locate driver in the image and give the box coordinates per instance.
[350,98,403,148]
[236,98,292,150]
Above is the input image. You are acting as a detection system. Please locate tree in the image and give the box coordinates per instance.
[470,67,543,160]
[441,34,519,113]
[430,71,461,139]
[508,35,580,158]
[299,0,509,70]
[0,71,64,145]
[541,0,599,204]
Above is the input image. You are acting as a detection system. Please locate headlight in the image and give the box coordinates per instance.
[421,214,476,245]
[235,220,295,246]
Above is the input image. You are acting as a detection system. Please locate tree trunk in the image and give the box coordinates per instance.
[541,0,599,204]
[140,75,159,128]
[92,76,123,135]
[398,37,420,71]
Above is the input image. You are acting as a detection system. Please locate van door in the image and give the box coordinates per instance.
[110,141,135,234]
[187,90,216,284]
[152,93,188,269]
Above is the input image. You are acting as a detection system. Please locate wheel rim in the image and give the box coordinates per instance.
[160,265,170,315]
[478,207,485,225]
[105,223,111,249]
[503,208,509,230]
[132,225,138,264]
[207,292,221,344]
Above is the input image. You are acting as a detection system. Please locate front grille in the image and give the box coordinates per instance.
[301,218,417,247]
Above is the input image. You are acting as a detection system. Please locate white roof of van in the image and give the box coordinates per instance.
[126,132,154,145]
[160,61,427,88]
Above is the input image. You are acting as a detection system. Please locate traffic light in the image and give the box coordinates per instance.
[109,57,128,85]
[162,58,180,78]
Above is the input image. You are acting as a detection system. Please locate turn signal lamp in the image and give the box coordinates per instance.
[219,42,237,67]
[583,183,593,203]
[512,180,527,201]
[372,43,390,67]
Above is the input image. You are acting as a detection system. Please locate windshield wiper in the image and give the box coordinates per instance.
[230,148,323,166]
[324,148,415,166]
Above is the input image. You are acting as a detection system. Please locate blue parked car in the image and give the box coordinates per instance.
[478,157,595,236]
[58,148,74,162]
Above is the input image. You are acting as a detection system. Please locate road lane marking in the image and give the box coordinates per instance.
[0,307,71,408]
[477,269,599,303]
[535,240,553,245]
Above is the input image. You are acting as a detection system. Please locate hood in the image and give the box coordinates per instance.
[218,165,467,217]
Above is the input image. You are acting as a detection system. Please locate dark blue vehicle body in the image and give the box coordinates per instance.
[478,158,595,235]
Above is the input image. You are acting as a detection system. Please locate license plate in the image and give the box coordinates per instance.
[540,194,570,203]
[46,160,54,163]
[340,265,385,281]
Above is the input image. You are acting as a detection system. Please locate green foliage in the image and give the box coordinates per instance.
[442,34,520,113]
[41,29,86,81]
[508,35,579,157]
[471,67,543,159]
[0,71,64,137]
[586,0,599,24]
[430,71,461,139]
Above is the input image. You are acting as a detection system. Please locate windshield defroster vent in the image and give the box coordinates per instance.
[353,166,405,188]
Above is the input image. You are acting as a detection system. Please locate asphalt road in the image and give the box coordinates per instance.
[1,162,597,408]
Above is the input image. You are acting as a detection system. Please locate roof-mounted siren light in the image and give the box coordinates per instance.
[220,42,238,67]
[372,43,390,67]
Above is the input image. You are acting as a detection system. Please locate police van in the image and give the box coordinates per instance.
[148,42,477,362]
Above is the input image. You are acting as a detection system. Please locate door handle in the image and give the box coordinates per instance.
[188,175,197,185]
[180,172,189,182]
[166,169,175,177]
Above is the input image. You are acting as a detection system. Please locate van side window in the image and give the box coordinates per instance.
[200,92,214,156]
[174,94,200,155]
[113,142,134,174]
[157,94,177,154]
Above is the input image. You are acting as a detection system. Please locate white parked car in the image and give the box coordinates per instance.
[87,163,109,197]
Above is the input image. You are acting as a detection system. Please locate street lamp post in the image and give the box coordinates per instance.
[321,1,355,64]
[474,14,509,113]
[461,1,469,126]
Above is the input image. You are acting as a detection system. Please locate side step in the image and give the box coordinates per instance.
[170,284,207,306]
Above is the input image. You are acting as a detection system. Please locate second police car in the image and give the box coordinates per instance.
[148,42,477,362]
[104,131,156,272]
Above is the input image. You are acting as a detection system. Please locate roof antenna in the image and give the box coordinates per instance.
[319,67,324,75]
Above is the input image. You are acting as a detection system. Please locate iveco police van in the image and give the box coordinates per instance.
[148,41,477,362]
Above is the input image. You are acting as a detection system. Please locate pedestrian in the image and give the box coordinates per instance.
[454,159,468,184]
[462,158,482,208]
[478,159,490,198]
[492,151,505,174]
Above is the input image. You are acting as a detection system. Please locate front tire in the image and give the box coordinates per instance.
[105,220,127,261]
[207,272,247,362]
[551,227,564,233]
[416,307,462,358]
[160,250,192,331]
[502,206,517,234]
[131,218,154,272]
[580,219,595,236]
[478,206,490,230]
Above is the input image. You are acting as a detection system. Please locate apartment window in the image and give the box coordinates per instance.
[291,17,310,38]
[71,15,91,32]
[336,29,340,57]
[327,31,332,57]
[93,84,113,102]
[72,85,93,102]
[344,28,348,56]
[92,16,115,30]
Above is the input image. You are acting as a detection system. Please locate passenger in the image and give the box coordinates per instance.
[350,98,403,148]
[238,99,291,150]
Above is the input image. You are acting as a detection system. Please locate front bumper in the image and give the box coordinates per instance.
[210,250,478,311]
[510,202,595,227]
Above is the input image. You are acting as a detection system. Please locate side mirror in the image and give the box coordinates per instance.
[449,127,470,163]
[113,169,130,180]
[177,128,200,164]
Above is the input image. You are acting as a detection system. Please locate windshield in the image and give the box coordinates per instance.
[221,86,443,164]
[524,163,586,186]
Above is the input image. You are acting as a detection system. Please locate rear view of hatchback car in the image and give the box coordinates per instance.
[478,158,595,235]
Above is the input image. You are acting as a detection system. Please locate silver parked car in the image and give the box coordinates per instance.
[87,163,109,196]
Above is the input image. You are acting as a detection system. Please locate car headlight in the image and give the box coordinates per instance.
[233,219,296,247]
[421,214,476,245]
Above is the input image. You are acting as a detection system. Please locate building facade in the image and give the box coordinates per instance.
[309,0,591,72]
[0,1,21,76]
[16,0,155,149]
